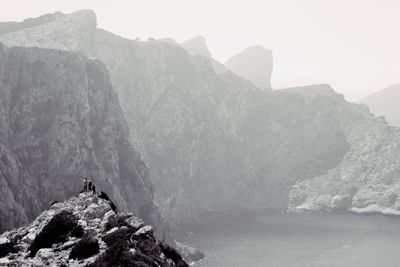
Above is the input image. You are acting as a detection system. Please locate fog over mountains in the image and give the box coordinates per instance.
[0,9,400,243]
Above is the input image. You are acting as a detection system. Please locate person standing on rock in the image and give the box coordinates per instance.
[88,179,93,192]
[83,178,88,193]
[92,183,97,195]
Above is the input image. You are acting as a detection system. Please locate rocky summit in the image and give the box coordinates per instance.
[0,193,189,267]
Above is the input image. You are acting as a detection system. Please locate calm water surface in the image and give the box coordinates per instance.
[182,214,400,267]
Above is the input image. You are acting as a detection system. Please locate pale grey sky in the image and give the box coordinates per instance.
[1,0,400,101]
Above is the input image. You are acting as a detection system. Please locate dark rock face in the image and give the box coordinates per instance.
[0,44,159,235]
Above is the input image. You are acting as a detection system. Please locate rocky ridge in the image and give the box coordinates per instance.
[0,193,189,266]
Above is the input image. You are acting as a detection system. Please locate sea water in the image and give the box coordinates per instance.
[183,213,400,267]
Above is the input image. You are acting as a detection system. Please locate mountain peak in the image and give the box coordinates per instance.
[225,45,273,90]
[0,193,189,266]
[181,35,212,58]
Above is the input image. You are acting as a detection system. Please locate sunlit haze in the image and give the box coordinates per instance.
[2,0,400,100]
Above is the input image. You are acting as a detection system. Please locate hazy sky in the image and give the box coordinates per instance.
[1,0,400,101]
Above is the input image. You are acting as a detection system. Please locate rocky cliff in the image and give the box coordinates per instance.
[94,30,351,226]
[359,84,400,127]
[0,193,188,266]
[225,45,273,90]
[1,10,397,230]
[0,44,170,240]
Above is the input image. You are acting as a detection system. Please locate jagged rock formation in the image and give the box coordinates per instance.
[0,44,171,240]
[225,45,273,90]
[359,84,400,127]
[0,193,188,266]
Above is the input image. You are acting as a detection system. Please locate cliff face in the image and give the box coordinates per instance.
[0,44,166,237]
[2,10,397,230]
[359,84,400,127]
[94,30,353,225]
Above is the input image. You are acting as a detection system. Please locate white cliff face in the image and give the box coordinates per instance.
[225,45,273,90]
[0,193,189,266]
[359,84,400,127]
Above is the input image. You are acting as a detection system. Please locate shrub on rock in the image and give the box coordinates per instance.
[69,234,99,260]
[29,210,78,257]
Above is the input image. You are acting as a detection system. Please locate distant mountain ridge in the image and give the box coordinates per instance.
[359,84,400,127]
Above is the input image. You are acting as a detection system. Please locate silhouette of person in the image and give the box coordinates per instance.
[88,179,93,192]
[92,184,96,195]
[83,178,88,193]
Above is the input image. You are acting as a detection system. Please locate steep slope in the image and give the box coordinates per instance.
[0,44,169,239]
[359,84,400,127]
[225,45,273,90]
[0,193,188,266]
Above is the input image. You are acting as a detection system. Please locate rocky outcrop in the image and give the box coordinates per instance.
[225,45,273,90]
[359,84,400,127]
[0,44,170,240]
[289,120,400,215]
[0,193,188,266]
[287,88,400,215]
